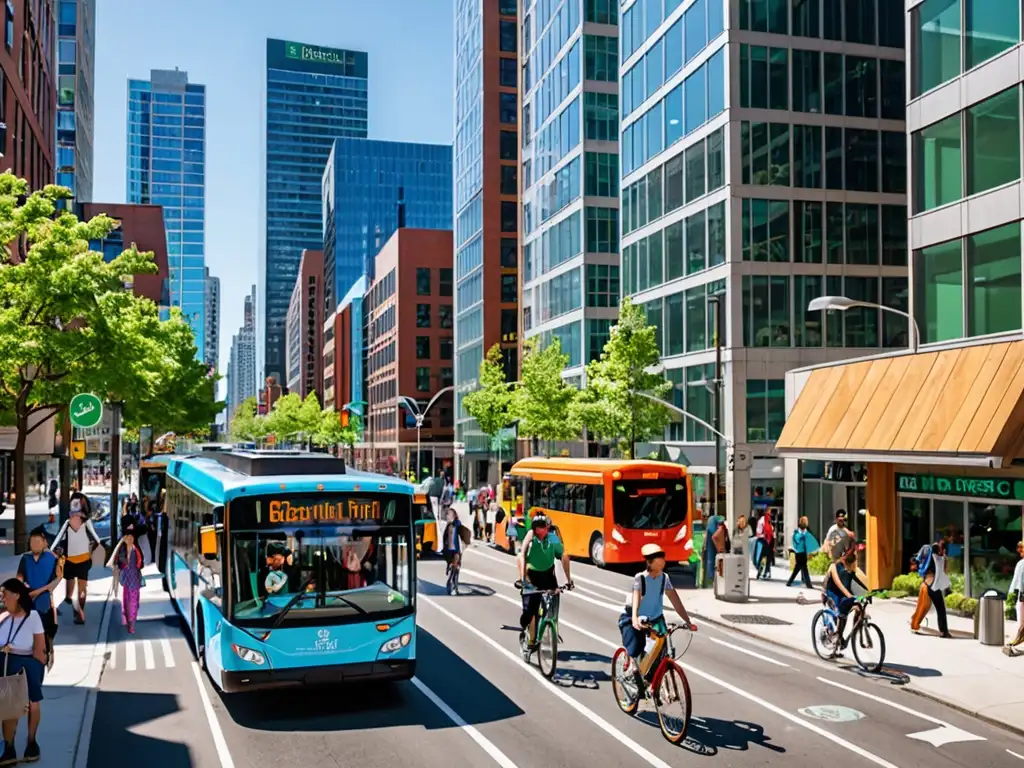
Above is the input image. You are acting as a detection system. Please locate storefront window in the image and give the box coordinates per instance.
[801,480,824,539]
[933,499,965,578]
[901,497,930,570]
[967,503,1022,596]
[847,486,867,573]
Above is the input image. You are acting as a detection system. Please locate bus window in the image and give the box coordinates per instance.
[611,479,688,530]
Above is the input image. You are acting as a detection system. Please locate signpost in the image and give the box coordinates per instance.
[69,394,102,429]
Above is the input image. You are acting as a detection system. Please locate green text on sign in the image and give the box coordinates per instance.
[69,393,103,429]
[896,473,1024,502]
[284,41,350,66]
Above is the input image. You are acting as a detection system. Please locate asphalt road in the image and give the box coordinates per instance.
[88,543,1024,768]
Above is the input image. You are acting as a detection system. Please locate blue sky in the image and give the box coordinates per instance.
[93,0,454,384]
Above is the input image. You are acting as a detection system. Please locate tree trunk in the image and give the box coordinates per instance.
[13,413,27,554]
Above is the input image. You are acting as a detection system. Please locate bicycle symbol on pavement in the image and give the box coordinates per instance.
[798,705,865,723]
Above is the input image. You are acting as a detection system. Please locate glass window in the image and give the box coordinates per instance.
[913,113,962,213]
[794,201,823,263]
[742,199,790,262]
[845,128,879,193]
[416,336,430,359]
[769,47,788,111]
[584,0,616,24]
[825,202,844,264]
[665,20,683,77]
[823,0,842,39]
[500,57,517,87]
[416,267,431,296]
[794,274,823,346]
[664,85,683,147]
[914,239,964,343]
[501,165,518,195]
[685,0,708,61]
[647,39,664,98]
[845,204,879,265]
[708,48,725,118]
[665,220,684,280]
[792,0,819,37]
[845,276,879,347]
[792,49,821,113]
[968,222,1022,337]
[823,53,843,115]
[501,275,517,303]
[912,0,961,97]
[881,205,907,266]
[881,131,907,195]
[500,20,517,53]
[500,0,517,15]
[966,0,1020,70]
[416,304,431,328]
[685,141,706,203]
[584,92,618,142]
[880,60,906,121]
[845,56,877,118]
[500,130,517,160]
[845,0,876,44]
[879,0,906,47]
[665,293,684,356]
[585,207,618,253]
[664,154,684,212]
[966,87,1021,197]
[746,379,785,441]
[501,201,517,232]
[707,202,726,267]
[416,367,431,392]
[684,71,706,135]
[647,231,664,288]
[742,122,790,186]
[584,35,618,82]
[499,92,517,124]
[881,277,910,347]
[967,503,1023,597]
[647,101,664,158]
[585,152,619,198]
[686,211,706,274]
[500,239,518,268]
[685,287,706,352]
[793,124,822,188]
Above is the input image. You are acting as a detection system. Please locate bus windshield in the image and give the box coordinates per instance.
[611,479,689,530]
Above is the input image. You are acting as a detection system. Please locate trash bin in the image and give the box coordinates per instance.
[714,553,749,602]
[975,590,1005,646]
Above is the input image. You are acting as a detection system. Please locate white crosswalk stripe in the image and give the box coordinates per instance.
[107,627,180,673]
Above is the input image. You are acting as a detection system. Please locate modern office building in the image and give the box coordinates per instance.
[619,0,908,525]
[227,286,257,428]
[521,0,620,390]
[777,0,1024,596]
[80,202,169,307]
[358,229,455,475]
[285,249,325,400]
[453,0,520,484]
[324,275,367,414]
[204,267,220,376]
[261,39,369,386]
[322,138,452,311]
[56,0,95,202]
[126,68,207,360]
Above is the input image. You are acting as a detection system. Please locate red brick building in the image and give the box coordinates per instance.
[360,229,454,475]
[79,202,169,306]
[285,249,324,400]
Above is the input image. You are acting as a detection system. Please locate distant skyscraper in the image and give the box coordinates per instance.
[56,0,96,202]
[322,138,453,311]
[260,39,368,386]
[127,69,207,361]
[227,286,257,428]
[204,268,220,375]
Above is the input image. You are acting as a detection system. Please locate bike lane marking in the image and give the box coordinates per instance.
[190,662,236,768]
[1008,748,1024,760]
[450,567,901,768]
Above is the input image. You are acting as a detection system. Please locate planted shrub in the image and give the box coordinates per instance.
[892,573,923,594]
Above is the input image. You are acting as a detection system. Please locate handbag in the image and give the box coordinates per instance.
[0,618,30,721]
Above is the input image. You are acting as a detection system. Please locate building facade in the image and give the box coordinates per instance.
[778,0,1024,597]
[359,229,455,475]
[227,286,257,429]
[285,249,324,400]
[261,39,368,386]
[80,202,169,307]
[324,275,367,414]
[126,68,207,360]
[55,0,94,202]
[453,0,520,484]
[322,137,453,312]
[521,0,620,391]
[203,267,220,376]
[619,0,908,522]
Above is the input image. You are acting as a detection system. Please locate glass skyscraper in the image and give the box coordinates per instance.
[261,39,369,386]
[56,0,95,203]
[126,68,207,361]
[322,138,453,311]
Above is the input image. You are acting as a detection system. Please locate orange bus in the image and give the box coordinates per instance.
[508,458,694,567]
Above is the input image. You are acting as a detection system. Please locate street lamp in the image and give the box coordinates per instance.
[807,295,920,353]
[398,386,454,482]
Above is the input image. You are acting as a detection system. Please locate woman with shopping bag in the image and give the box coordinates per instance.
[107,521,147,634]
[0,578,47,764]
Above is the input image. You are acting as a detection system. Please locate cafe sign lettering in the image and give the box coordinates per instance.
[896,473,1024,501]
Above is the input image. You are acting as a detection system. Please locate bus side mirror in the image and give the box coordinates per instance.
[199,525,218,560]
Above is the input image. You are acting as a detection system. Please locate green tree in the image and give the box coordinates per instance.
[463,343,513,444]
[264,392,302,443]
[511,338,578,452]
[0,176,161,550]
[577,298,670,458]
[297,393,323,442]
[229,397,265,443]
[312,409,359,450]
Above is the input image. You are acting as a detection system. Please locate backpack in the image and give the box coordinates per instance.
[639,573,667,599]
[458,522,472,547]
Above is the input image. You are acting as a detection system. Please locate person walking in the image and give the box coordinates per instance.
[732,515,753,560]
[50,498,100,626]
[787,516,819,588]
[16,528,60,671]
[755,510,775,579]
[824,510,855,561]
[0,579,47,764]
[143,498,159,565]
[910,540,952,638]
[1004,541,1024,655]
[108,522,146,634]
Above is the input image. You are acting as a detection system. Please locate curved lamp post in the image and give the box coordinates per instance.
[807,295,920,353]
[398,386,454,481]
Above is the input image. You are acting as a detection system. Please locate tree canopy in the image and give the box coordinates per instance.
[463,343,513,443]
[511,337,578,450]
[231,393,358,449]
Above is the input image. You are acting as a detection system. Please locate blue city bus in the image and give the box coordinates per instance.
[164,450,417,692]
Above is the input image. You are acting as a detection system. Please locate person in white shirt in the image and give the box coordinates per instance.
[1007,541,1024,653]
[50,499,101,626]
[0,578,47,764]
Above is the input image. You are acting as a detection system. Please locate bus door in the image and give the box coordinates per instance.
[413,494,438,556]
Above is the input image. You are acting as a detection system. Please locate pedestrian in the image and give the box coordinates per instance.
[143,497,159,565]
[486,496,499,543]
[506,512,518,556]
[755,510,775,579]
[1006,541,1024,655]
[108,522,146,634]
[442,508,466,595]
[50,498,101,625]
[787,516,819,588]
[16,528,59,671]
[824,510,855,561]
[0,578,47,764]
[732,514,753,559]
[911,539,952,638]
[704,510,727,585]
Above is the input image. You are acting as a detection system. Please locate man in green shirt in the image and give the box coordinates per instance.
[516,514,573,645]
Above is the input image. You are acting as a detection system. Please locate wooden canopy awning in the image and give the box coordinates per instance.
[776,341,1024,467]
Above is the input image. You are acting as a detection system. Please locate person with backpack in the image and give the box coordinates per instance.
[516,514,573,646]
[910,539,952,638]
[49,498,101,625]
[442,507,471,595]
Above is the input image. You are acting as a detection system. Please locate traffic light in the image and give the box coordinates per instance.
[340,409,350,428]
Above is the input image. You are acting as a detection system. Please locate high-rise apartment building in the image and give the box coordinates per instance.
[55,0,95,202]
[227,286,257,428]
[204,267,220,375]
[127,69,207,360]
[521,0,620,387]
[620,0,907,524]
[453,0,520,484]
[324,276,367,414]
[261,39,368,386]
[322,138,453,312]
[777,0,1024,595]
[285,249,324,400]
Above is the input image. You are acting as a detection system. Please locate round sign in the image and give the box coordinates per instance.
[798,705,865,723]
[69,393,103,429]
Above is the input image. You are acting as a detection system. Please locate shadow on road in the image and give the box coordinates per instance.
[681,716,787,757]
[219,627,524,732]
[87,690,197,767]
[417,578,496,598]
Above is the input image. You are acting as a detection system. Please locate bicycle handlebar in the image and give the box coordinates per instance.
[514,580,574,595]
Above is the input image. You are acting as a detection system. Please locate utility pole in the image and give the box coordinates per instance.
[709,292,724,520]
[110,402,123,544]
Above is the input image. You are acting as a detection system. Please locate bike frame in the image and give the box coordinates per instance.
[523,587,562,646]
[638,621,683,689]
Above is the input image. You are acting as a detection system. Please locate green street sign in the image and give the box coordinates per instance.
[69,393,103,429]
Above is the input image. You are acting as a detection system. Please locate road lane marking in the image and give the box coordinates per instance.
[410,676,520,768]
[816,677,985,747]
[125,641,137,672]
[438,574,900,768]
[190,662,235,768]
[159,636,175,668]
[108,644,116,669]
[143,639,156,670]
[420,595,676,768]
[1008,749,1024,761]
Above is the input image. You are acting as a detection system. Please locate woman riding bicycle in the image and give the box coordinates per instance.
[516,514,573,647]
[824,547,867,636]
[618,544,696,671]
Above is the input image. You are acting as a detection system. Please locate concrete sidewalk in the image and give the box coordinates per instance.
[684,565,1024,735]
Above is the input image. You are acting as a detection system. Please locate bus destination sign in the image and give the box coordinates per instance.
[895,473,1024,501]
[269,499,382,524]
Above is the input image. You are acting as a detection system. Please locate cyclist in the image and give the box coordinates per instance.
[619,543,696,675]
[824,547,867,638]
[516,513,573,646]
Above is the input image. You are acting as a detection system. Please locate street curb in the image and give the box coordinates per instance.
[71,576,116,768]
[689,607,1024,739]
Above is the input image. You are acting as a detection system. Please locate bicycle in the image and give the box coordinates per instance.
[445,554,461,595]
[515,580,570,679]
[611,619,694,745]
[811,590,887,673]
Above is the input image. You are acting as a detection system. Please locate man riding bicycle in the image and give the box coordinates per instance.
[516,514,573,647]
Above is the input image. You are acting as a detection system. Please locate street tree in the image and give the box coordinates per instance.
[511,337,579,453]
[312,409,359,451]
[264,393,302,443]
[0,176,162,550]
[228,397,265,443]
[463,343,514,449]
[297,393,323,444]
[577,298,670,458]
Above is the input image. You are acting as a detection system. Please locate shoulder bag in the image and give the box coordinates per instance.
[0,617,30,721]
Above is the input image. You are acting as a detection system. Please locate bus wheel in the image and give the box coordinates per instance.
[590,534,606,568]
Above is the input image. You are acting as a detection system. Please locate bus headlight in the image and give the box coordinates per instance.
[611,528,627,544]
[674,524,688,542]
[232,644,266,665]
[379,633,412,654]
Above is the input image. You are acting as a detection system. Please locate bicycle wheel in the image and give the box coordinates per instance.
[536,618,558,679]
[610,648,640,715]
[852,621,886,673]
[653,660,691,744]
[811,609,839,661]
